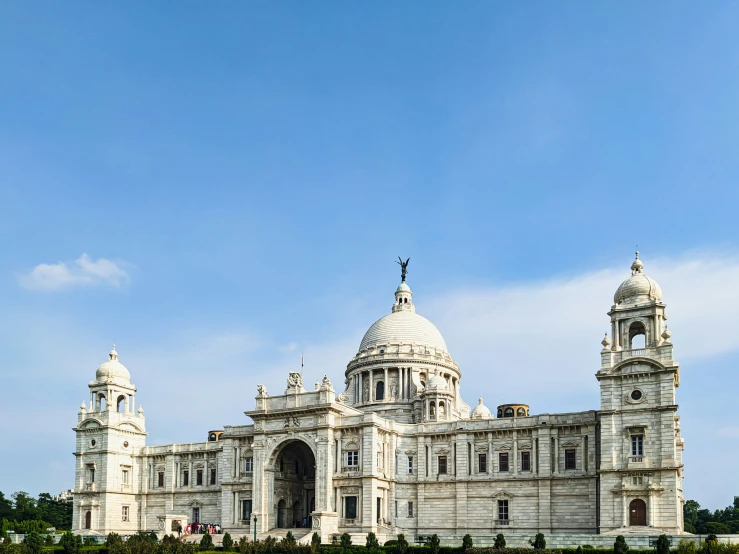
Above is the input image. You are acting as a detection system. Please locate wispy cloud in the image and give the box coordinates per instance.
[18,254,130,291]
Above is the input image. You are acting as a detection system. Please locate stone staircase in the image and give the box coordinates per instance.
[257,528,313,544]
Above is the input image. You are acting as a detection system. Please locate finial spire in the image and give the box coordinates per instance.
[396,256,410,282]
[631,251,644,275]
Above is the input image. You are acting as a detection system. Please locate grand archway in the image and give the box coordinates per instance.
[271,440,316,529]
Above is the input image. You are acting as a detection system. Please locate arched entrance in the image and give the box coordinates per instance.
[271,440,316,529]
[630,498,647,526]
[277,500,287,529]
[84,511,91,530]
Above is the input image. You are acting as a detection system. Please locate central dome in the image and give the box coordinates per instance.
[359,310,448,353]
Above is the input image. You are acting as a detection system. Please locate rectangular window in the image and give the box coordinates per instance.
[346,451,359,467]
[345,496,358,519]
[408,456,414,474]
[521,451,531,472]
[408,501,414,517]
[241,499,252,521]
[498,500,509,521]
[438,456,447,474]
[395,501,398,517]
[192,507,200,524]
[631,434,644,457]
[499,452,509,472]
[122,506,129,522]
[244,457,254,472]
[196,469,203,486]
[122,469,129,485]
[158,472,164,488]
[210,468,216,485]
[183,471,189,486]
[478,453,487,473]
[89,468,95,483]
[565,449,577,470]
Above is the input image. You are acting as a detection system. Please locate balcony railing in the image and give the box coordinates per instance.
[496,519,510,526]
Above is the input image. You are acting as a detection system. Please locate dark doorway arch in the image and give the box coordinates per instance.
[376,381,384,401]
[270,440,316,530]
[84,511,91,530]
[630,498,647,526]
[277,499,287,529]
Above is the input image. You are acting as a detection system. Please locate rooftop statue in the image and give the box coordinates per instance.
[396,256,410,282]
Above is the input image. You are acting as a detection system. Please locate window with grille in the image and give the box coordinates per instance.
[210,468,216,485]
[122,506,129,522]
[521,451,531,471]
[244,457,254,472]
[499,452,509,472]
[438,456,447,474]
[158,472,164,487]
[196,469,203,486]
[565,449,577,470]
[479,453,487,473]
[345,496,357,519]
[122,469,129,485]
[498,500,509,521]
[346,451,359,467]
[631,435,644,457]
[183,471,189,486]
[408,501,414,517]
[408,456,414,474]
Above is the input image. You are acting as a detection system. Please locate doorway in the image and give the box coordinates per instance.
[277,500,287,529]
[629,499,647,526]
[84,511,91,530]
[271,440,316,529]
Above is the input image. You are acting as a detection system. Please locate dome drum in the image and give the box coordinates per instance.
[497,403,530,418]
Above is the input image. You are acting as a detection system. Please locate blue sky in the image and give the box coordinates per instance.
[1,2,738,511]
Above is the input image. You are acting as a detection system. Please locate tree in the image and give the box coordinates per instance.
[530,533,546,550]
[340,533,352,551]
[396,534,409,554]
[705,522,730,535]
[199,531,213,551]
[107,533,126,554]
[676,540,697,554]
[614,535,629,554]
[0,493,13,520]
[222,533,233,552]
[59,531,82,554]
[23,531,43,554]
[311,532,321,554]
[462,534,473,553]
[366,533,379,549]
[655,535,670,554]
[429,534,440,554]
[12,493,38,522]
[575,547,583,554]
[494,534,506,549]
[284,531,296,545]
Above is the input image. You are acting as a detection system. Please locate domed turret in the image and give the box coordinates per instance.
[95,346,131,383]
[470,397,493,419]
[614,252,662,305]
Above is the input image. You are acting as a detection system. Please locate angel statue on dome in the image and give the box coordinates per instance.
[396,256,410,282]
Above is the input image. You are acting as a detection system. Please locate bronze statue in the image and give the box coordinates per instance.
[396,256,410,282]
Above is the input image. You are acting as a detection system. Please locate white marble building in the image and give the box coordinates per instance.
[72,254,685,541]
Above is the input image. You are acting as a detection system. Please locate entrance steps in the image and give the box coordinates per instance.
[257,528,313,544]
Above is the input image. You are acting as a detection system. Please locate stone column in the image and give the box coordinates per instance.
[487,433,493,475]
[513,431,518,475]
[370,369,374,401]
[581,435,587,471]
[384,368,389,401]
[337,431,343,474]
[189,459,193,488]
[359,373,363,403]
[554,436,559,474]
[623,496,629,527]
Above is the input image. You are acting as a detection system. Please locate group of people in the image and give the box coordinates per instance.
[181,523,221,536]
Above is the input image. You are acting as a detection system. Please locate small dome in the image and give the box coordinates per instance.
[95,346,131,383]
[359,310,448,353]
[470,397,492,419]
[396,282,411,294]
[614,252,662,305]
[426,370,448,391]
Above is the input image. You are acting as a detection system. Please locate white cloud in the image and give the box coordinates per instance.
[717,427,739,439]
[18,254,130,291]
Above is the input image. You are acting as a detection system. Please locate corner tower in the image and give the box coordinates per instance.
[596,254,684,534]
[73,347,147,536]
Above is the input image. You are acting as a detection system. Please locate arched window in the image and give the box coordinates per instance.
[99,394,107,411]
[439,401,445,417]
[504,408,514,417]
[375,381,385,401]
[497,409,503,418]
[117,395,126,413]
[517,407,526,416]
[629,322,646,349]
[429,401,436,416]
[85,511,91,530]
